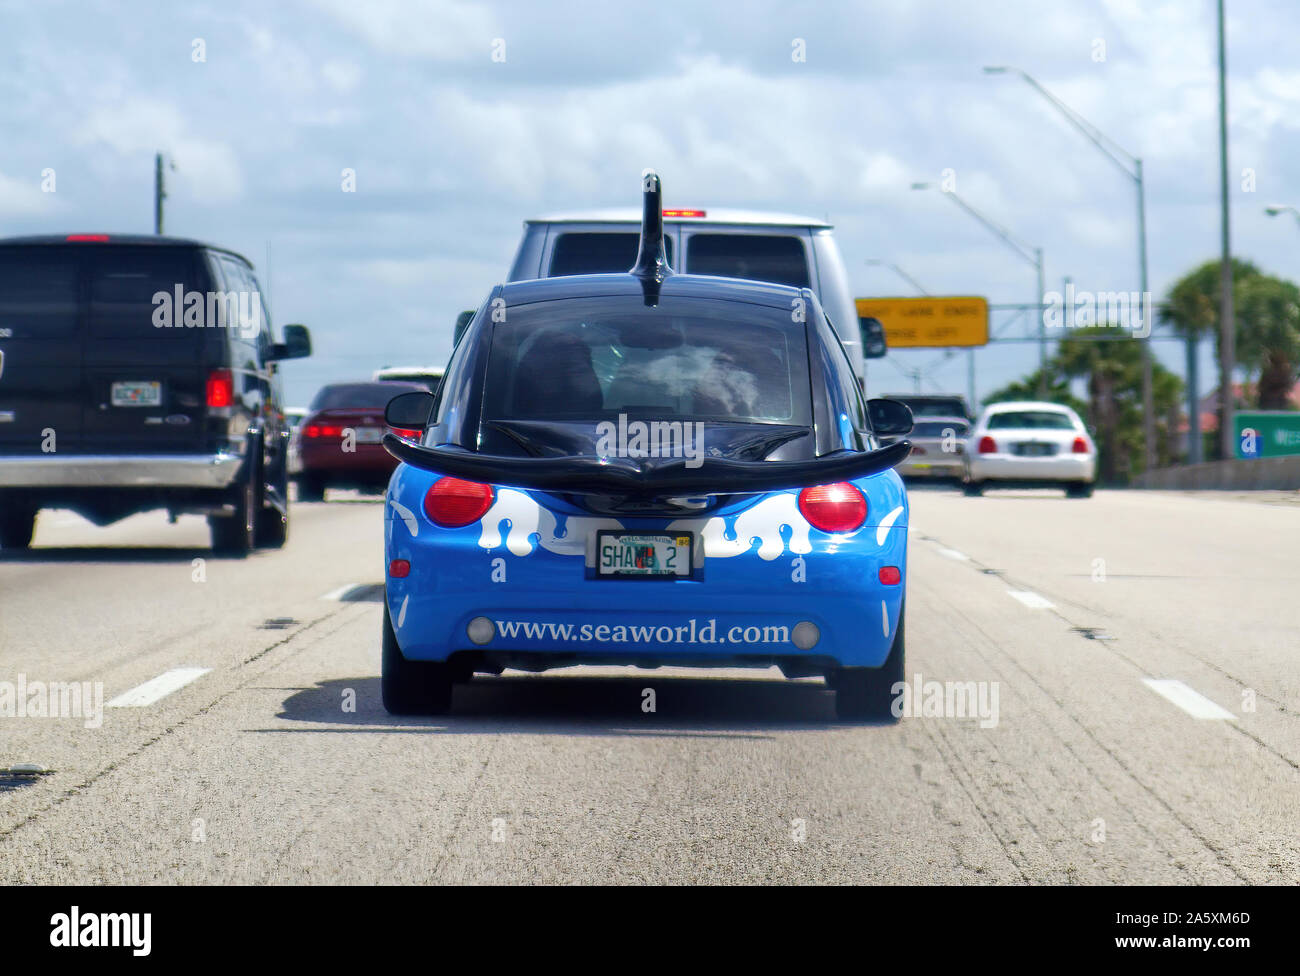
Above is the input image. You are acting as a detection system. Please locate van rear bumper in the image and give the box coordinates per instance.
[0,453,243,489]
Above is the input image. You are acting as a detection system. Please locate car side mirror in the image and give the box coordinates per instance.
[268,323,312,361]
[867,397,913,436]
[859,316,887,359]
[453,310,475,347]
[385,390,436,430]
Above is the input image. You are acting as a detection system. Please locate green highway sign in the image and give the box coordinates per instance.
[1234,411,1300,459]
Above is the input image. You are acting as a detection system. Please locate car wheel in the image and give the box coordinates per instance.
[962,480,984,496]
[834,601,905,722]
[255,466,290,548]
[381,598,453,716]
[0,505,37,550]
[210,472,256,555]
[1066,482,1095,498]
[297,475,326,502]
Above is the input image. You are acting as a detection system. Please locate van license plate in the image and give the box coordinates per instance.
[111,381,161,407]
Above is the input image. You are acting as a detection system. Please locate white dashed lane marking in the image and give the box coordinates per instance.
[1006,589,1055,609]
[320,583,368,601]
[935,546,969,561]
[1142,679,1238,720]
[105,668,211,708]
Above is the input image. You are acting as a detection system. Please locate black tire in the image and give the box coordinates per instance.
[962,480,984,496]
[381,599,453,715]
[0,506,37,550]
[255,465,290,549]
[1066,482,1095,498]
[297,474,326,502]
[210,471,256,555]
[834,602,905,722]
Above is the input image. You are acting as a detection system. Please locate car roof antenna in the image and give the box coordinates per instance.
[630,169,673,306]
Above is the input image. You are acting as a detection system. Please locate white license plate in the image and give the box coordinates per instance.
[111,381,161,407]
[353,426,384,443]
[596,532,693,578]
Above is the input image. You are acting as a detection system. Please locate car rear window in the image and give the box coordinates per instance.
[484,296,810,425]
[0,248,80,338]
[893,398,968,419]
[986,410,1076,430]
[88,246,205,337]
[310,382,424,410]
[549,233,674,277]
[685,234,810,288]
[912,420,968,438]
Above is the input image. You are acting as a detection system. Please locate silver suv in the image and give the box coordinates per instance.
[504,207,881,378]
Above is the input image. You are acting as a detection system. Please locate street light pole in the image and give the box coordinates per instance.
[985,65,1158,468]
[1216,0,1235,463]
[910,182,1046,396]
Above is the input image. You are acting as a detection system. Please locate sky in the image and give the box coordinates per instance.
[2,0,1298,407]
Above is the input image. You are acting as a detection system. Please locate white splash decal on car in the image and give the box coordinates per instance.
[479,488,621,556]
[881,600,889,637]
[670,493,812,562]
[875,504,905,546]
[389,498,418,538]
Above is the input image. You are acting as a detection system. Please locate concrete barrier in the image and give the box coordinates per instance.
[1133,455,1300,490]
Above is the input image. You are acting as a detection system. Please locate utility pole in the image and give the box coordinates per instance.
[1216,0,1235,462]
[1035,246,1046,397]
[154,152,167,235]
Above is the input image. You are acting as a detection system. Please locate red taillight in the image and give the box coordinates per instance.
[662,208,706,218]
[878,566,901,585]
[977,435,997,454]
[424,477,494,527]
[797,482,867,533]
[391,427,422,441]
[389,559,410,578]
[205,369,233,408]
[65,233,110,242]
[304,423,343,438]
[911,445,927,455]
[1071,436,1089,454]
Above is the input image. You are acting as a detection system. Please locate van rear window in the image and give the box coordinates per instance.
[89,247,203,337]
[0,249,79,338]
[686,234,810,288]
[549,233,674,277]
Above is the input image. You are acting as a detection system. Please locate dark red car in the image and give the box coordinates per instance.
[296,381,426,500]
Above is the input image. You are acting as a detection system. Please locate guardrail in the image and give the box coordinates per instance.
[1132,455,1300,490]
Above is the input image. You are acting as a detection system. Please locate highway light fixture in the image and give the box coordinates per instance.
[910,182,1047,398]
[1265,204,1300,226]
[983,64,1160,466]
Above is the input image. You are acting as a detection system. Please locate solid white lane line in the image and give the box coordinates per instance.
[320,583,364,601]
[1007,589,1055,609]
[1141,679,1238,720]
[106,668,211,708]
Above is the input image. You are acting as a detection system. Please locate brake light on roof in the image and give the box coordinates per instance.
[797,482,867,533]
[977,436,997,454]
[65,234,110,242]
[424,477,495,528]
[205,369,233,408]
[662,209,706,218]
[1071,436,1090,454]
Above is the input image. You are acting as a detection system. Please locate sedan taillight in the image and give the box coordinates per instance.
[1071,436,1090,454]
[977,435,997,454]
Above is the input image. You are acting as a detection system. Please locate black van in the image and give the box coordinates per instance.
[0,234,311,554]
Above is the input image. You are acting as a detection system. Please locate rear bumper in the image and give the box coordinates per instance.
[0,453,243,489]
[898,458,964,477]
[968,454,1096,483]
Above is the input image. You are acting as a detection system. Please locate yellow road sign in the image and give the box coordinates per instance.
[856,296,989,348]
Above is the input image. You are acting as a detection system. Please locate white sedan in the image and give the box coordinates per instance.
[962,401,1097,497]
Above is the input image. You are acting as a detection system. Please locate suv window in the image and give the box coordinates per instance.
[549,232,674,277]
[686,234,810,288]
[0,248,79,338]
[89,247,202,337]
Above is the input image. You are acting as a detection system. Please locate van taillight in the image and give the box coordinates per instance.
[206,369,233,408]
[797,483,867,533]
[424,477,494,527]
[977,436,997,454]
